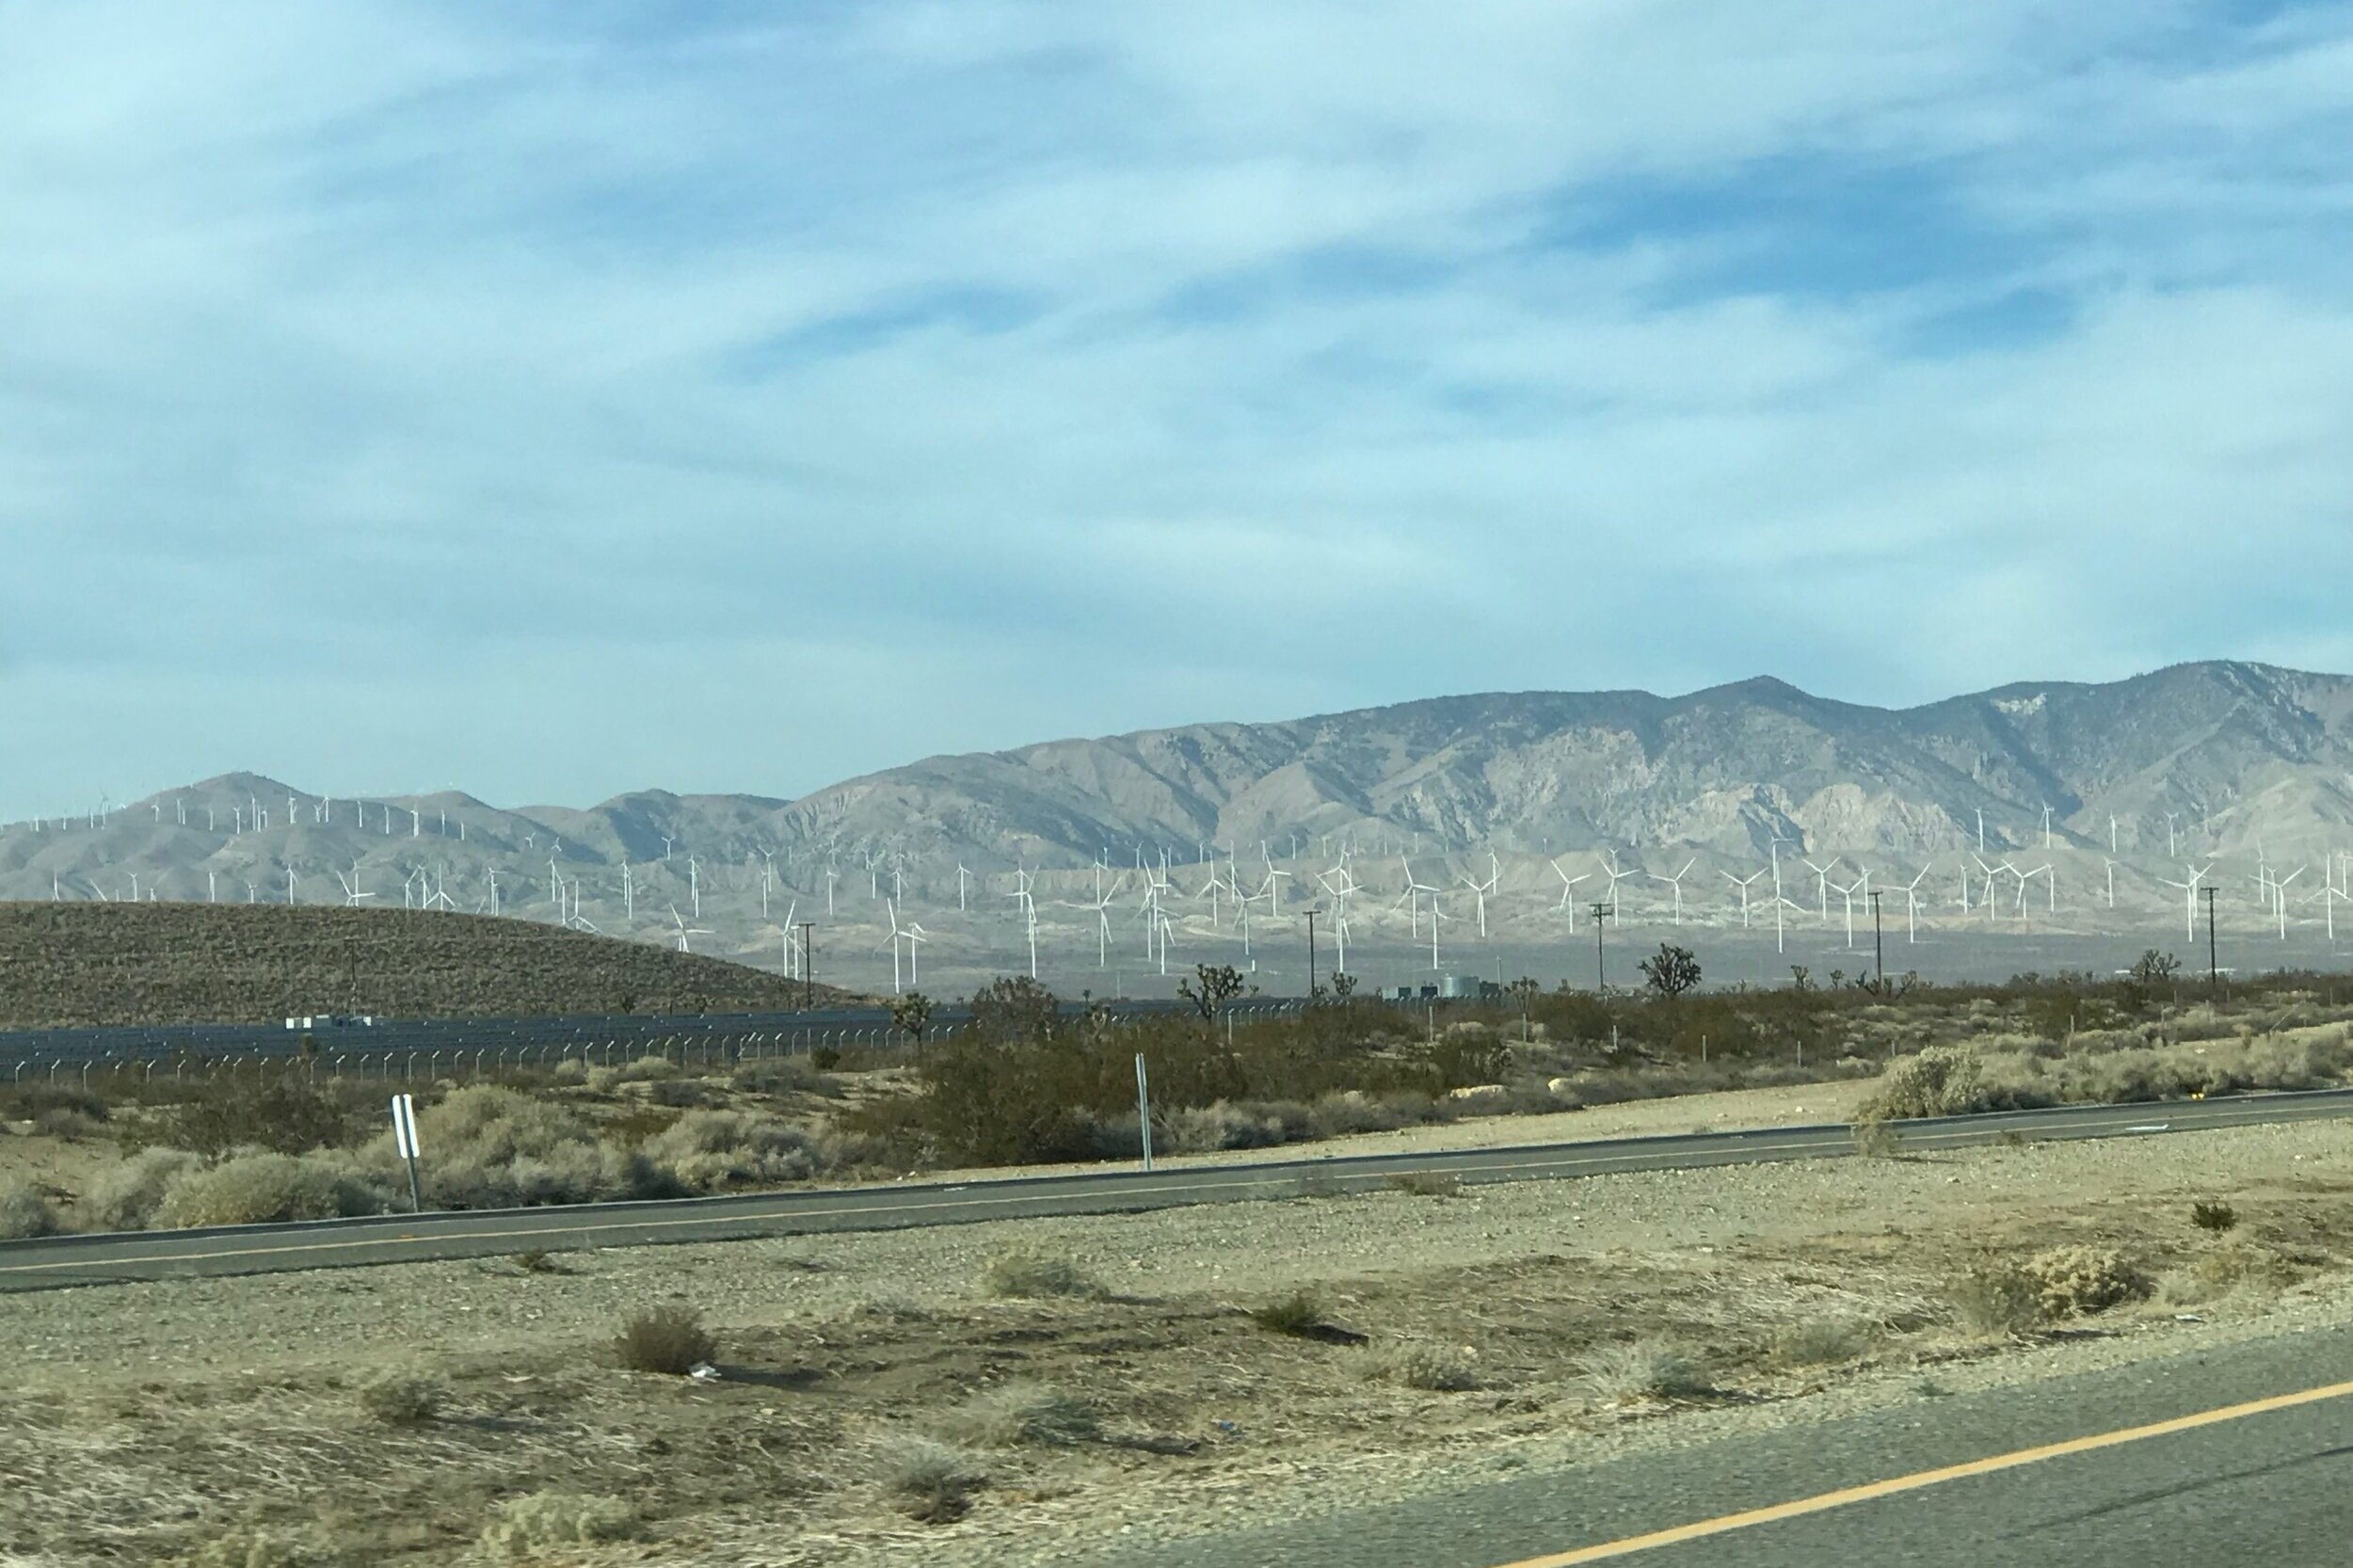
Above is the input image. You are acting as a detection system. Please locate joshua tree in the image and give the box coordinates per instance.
[1177,963,1247,1020]
[889,991,935,1046]
[1640,943,1703,1000]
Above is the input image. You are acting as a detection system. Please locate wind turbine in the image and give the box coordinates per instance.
[1648,857,1698,926]
[1549,858,1593,928]
[2153,863,2214,943]
[2274,865,2305,940]
[1599,852,1639,928]
[1826,870,1863,947]
[1458,856,1499,937]
[332,865,375,908]
[1394,859,1439,936]
[1899,864,1931,941]
[1721,868,1764,927]
[668,904,712,953]
[1801,856,1840,921]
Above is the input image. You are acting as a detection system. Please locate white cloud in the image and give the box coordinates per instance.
[2,1,2350,815]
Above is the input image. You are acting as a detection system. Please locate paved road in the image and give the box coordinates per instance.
[5,1088,2351,1291]
[1071,1319,2353,1567]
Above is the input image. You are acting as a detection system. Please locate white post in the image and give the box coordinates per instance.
[1134,1053,1154,1173]
[391,1093,424,1212]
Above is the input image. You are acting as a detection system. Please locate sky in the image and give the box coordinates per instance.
[3,1,2350,819]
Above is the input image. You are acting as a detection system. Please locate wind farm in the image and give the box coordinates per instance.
[11,662,2353,1012]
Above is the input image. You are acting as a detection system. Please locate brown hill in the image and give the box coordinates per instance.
[0,904,857,1031]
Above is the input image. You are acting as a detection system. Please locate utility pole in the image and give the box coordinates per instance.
[799,921,817,1011]
[1869,890,1884,995]
[1591,901,1609,992]
[1305,908,1320,998]
[2204,887,2220,999]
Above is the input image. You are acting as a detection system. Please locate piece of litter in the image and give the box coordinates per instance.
[688,1362,721,1382]
[2124,1124,2170,1133]
[2173,1313,2204,1323]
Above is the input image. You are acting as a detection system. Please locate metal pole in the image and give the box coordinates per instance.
[1306,909,1319,997]
[1870,891,1884,994]
[1592,902,1609,992]
[1134,1053,1153,1172]
[2205,887,2220,998]
[800,922,817,1011]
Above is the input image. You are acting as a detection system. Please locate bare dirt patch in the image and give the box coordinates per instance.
[3,1118,2352,1564]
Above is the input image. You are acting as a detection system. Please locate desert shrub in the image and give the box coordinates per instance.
[613,1054,679,1083]
[1366,1342,1480,1392]
[876,1432,985,1523]
[85,1147,202,1231]
[32,1107,105,1142]
[2190,1200,2238,1233]
[978,1246,1100,1300]
[732,1056,838,1096]
[1385,1170,1463,1198]
[1859,1046,1997,1121]
[480,1491,634,1554]
[356,1370,446,1426]
[1851,1121,1901,1159]
[0,1180,58,1239]
[0,1083,109,1123]
[548,1057,588,1086]
[2025,1246,2151,1317]
[934,1381,1099,1448]
[1770,1318,1876,1368]
[647,1077,712,1108]
[1162,1101,1296,1153]
[641,1110,818,1192]
[152,1071,360,1158]
[1249,1288,1328,1336]
[614,1303,715,1374]
[1307,1091,1408,1140]
[1580,1339,1709,1402]
[153,1152,386,1228]
[184,1527,299,1567]
[395,1085,672,1209]
[2161,1240,2302,1304]
[1947,1260,2048,1336]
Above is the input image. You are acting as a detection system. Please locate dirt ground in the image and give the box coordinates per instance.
[3,1112,2350,1565]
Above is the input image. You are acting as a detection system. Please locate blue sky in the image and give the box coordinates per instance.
[3,1,2350,818]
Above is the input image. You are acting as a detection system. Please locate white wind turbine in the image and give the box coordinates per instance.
[1826,869,1863,948]
[1801,856,1840,921]
[2153,862,2214,943]
[2015,864,2054,917]
[2274,865,2305,940]
[1394,859,1440,936]
[1899,864,1932,941]
[1648,857,1698,926]
[1315,866,1357,973]
[1549,858,1593,929]
[668,904,712,953]
[1599,852,1639,928]
[1721,868,1765,927]
[2103,857,2117,910]
[1458,854,1499,937]
[880,901,929,993]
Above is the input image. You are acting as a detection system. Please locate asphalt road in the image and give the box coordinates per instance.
[1071,1319,2353,1568]
[5,1088,2352,1291]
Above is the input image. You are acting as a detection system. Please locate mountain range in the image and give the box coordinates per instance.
[8,662,2352,929]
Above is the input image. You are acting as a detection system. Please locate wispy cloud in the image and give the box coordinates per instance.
[3,0,2349,816]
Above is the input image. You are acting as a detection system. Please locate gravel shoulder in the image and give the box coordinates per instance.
[5,1112,2352,1564]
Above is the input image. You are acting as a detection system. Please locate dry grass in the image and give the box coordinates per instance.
[480,1491,635,1555]
[933,1382,1100,1448]
[1769,1318,1877,1368]
[355,1371,445,1427]
[613,1304,716,1375]
[1385,1171,1464,1198]
[1249,1288,1330,1337]
[874,1434,986,1524]
[978,1246,1101,1300]
[2024,1246,2152,1318]
[1579,1339,1710,1403]
[1365,1343,1481,1392]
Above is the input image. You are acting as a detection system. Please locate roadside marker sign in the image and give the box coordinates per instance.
[390,1094,424,1212]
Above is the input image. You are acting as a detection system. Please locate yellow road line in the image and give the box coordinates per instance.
[1492,1376,2353,1565]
